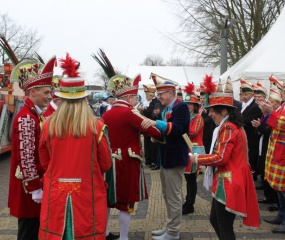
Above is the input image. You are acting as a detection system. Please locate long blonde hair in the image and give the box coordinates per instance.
[48,98,98,138]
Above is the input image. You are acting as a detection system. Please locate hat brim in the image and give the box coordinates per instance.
[205,104,237,109]
[54,91,90,99]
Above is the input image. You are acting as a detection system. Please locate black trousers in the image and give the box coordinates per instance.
[18,217,39,240]
[143,134,151,165]
[210,198,236,240]
[184,173,197,206]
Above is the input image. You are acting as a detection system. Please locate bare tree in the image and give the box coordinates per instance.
[166,57,187,66]
[0,13,42,64]
[141,54,165,66]
[164,0,284,66]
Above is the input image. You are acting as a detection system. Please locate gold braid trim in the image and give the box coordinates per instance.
[112,148,123,161]
[97,125,107,145]
[128,148,143,162]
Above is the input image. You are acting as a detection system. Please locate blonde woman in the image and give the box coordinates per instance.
[38,54,112,240]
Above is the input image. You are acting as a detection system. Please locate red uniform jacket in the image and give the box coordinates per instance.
[102,100,163,207]
[43,101,56,118]
[39,119,112,240]
[8,98,45,218]
[197,122,260,229]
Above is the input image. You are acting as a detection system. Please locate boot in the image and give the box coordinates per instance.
[182,204,194,215]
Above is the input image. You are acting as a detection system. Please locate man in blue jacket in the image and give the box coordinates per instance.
[141,73,190,240]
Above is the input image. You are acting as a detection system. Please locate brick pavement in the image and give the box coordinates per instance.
[0,152,284,239]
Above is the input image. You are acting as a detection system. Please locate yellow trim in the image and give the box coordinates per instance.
[58,91,87,98]
[97,125,106,145]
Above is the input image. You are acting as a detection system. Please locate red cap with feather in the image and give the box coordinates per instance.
[184,82,199,104]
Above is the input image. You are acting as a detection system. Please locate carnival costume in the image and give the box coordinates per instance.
[8,57,56,219]
[38,54,112,240]
[151,73,190,240]
[195,76,260,230]
[102,75,163,211]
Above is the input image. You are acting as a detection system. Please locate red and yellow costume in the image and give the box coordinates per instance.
[197,121,260,228]
[38,119,111,240]
[8,98,45,218]
[264,104,285,191]
[102,100,163,211]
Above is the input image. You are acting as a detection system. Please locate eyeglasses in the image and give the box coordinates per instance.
[157,91,169,97]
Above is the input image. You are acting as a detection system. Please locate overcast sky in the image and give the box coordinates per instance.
[1,0,183,84]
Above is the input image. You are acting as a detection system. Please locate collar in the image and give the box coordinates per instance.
[25,98,45,122]
[50,100,58,110]
[113,99,133,108]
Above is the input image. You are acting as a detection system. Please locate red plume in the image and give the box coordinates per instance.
[184,82,195,95]
[59,53,80,77]
[203,75,216,94]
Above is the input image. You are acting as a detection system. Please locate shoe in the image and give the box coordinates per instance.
[152,232,179,240]
[272,223,285,233]
[268,203,279,212]
[263,216,282,225]
[151,163,156,168]
[151,165,160,170]
[258,198,273,204]
[255,184,264,190]
[182,205,194,215]
[152,228,166,236]
[106,232,120,240]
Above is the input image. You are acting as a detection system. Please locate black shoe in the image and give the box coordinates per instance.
[106,232,120,240]
[151,165,160,170]
[182,205,194,215]
[255,184,264,190]
[268,204,279,212]
[272,223,285,233]
[263,216,282,225]
[258,198,273,204]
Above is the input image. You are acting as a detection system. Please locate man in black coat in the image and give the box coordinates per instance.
[240,79,262,179]
[138,85,161,168]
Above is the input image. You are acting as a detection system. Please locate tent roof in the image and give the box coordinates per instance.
[220,7,285,87]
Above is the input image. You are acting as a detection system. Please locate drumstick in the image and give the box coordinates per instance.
[182,133,193,152]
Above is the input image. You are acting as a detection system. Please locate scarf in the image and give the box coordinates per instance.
[203,115,229,191]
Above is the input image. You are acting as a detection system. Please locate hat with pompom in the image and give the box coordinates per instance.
[55,53,88,99]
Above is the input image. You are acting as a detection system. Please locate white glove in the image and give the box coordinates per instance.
[30,189,43,203]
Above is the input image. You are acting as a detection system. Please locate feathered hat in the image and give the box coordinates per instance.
[203,75,216,107]
[10,57,55,92]
[150,72,178,92]
[109,74,141,98]
[184,82,199,104]
[55,53,88,99]
[204,75,235,108]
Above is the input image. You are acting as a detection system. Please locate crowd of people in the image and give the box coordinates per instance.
[7,52,285,240]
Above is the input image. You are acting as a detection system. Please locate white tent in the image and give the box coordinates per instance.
[220,7,285,98]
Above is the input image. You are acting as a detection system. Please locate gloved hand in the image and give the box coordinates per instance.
[29,189,43,203]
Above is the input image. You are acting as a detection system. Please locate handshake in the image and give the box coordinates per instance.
[29,189,43,203]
